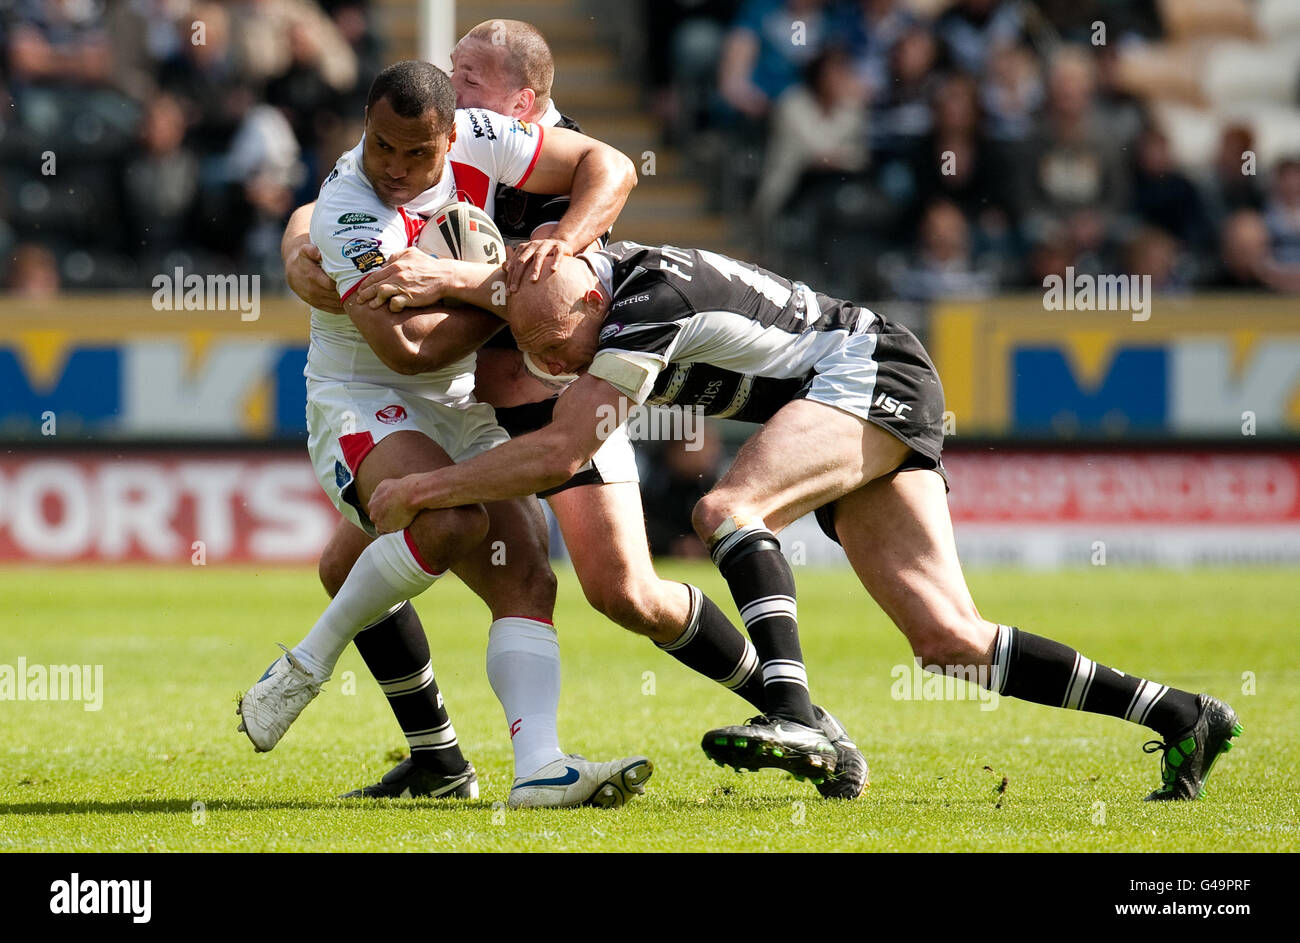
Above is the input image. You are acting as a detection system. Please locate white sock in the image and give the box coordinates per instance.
[292,531,442,681]
[486,617,564,778]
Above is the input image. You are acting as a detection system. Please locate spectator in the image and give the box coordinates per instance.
[869,26,938,162]
[228,0,357,94]
[934,0,1024,76]
[843,0,922,95]
[1130,125,1210,248]
[717,0,832,120]
[980,42,1042,143]
[1018,47,1128,249]
[911,73,1003,231]
[159,2,256,155]
[1200,124,1265,224]
[121,93,200,257]
[753,47,869,223]
[1124,226,1191,294]
[881,199,998,300]
[1211,210,1300,293]
[1263,157,1300,265]
[7,244,60,299]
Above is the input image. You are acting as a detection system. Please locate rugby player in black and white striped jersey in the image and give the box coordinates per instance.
[364,242,1242,801]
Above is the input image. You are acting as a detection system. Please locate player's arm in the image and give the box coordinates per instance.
[354,251,509,315]
[368,373,622,532]
[342,287,502,375]
[507,126,636,288]
[282,201,344,313]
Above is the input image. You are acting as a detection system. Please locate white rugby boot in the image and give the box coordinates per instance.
[236,644,323,752]
[507,754,654,809]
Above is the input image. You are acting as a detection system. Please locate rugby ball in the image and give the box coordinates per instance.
[417,201,506,265]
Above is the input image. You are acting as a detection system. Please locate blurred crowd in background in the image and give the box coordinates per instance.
[1,0,381,294]
[5,0,1300,299]
[642,0,1300,299]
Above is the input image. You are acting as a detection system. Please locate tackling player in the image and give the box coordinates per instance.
[238,59,653,809]
[362,243,1244,802]
[282,20,869,800]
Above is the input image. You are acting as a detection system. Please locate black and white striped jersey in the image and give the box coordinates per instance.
[586,242,878,423]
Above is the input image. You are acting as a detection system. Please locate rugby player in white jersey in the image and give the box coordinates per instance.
[362,244,1243,802]
[237,60,654,809]
[281,20,869,800]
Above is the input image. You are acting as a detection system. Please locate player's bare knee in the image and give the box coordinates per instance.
[907,614,991,669]
[691,491,744,543]
[317,552,349,599]
[585,578,659,636]
[409,504,490,572]
[514,546,558,612]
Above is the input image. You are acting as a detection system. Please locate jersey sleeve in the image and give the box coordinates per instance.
[587,280,689,403]
[310,172,409,303]
[455,108,545,190]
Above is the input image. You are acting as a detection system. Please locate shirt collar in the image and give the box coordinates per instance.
[582,248,614,299]
[537,100,562,127]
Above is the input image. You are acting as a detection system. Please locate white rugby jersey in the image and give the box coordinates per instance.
[307,108,545,395]
[586,242,879,422]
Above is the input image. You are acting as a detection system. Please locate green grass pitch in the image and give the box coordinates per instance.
[1,563,1296,852]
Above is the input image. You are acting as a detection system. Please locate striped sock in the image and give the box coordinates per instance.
[711,524,815,726]
[354,601,466,774]
[988,625,1201,736]
[656,585,766,711]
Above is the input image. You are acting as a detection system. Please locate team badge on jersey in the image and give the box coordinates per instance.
[599,322,623,342]
[375,404,408,424]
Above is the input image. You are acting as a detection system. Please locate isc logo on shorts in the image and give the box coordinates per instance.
[375,404,408,424]
[873,393,912,418]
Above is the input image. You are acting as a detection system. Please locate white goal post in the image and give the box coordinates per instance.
[418,0,456,70]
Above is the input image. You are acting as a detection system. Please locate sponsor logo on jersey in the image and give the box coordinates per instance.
[610,293,651,310]
[337,212,378,224]
[467,110,496,140]
[342,237,380,259]
[332,224,382,237]
[599,322,622,342]
[510,119,535,137]
[350,250,384,272]
[375,404,408,425]
[323,168,340,186]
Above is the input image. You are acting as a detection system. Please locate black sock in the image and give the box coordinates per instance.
[989,625,1201,737]
[354,601,467,774]
[656,585,766,711]
[711,524,816,726]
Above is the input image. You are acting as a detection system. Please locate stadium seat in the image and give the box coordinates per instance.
[1202,40,1300,108]
[1159,0,1258,41]
[1255,0,1300,39]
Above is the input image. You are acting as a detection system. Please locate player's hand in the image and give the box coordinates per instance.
[355,248,457,312]
[505,238,569,291]
[286,242,342,313]
[368,475,420,535]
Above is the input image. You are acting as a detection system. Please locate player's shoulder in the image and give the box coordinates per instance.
[454,107,509,145]
[311,148,394,235]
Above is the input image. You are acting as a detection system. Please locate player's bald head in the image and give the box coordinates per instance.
[507,256,601,350]
[460,19,554,112]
